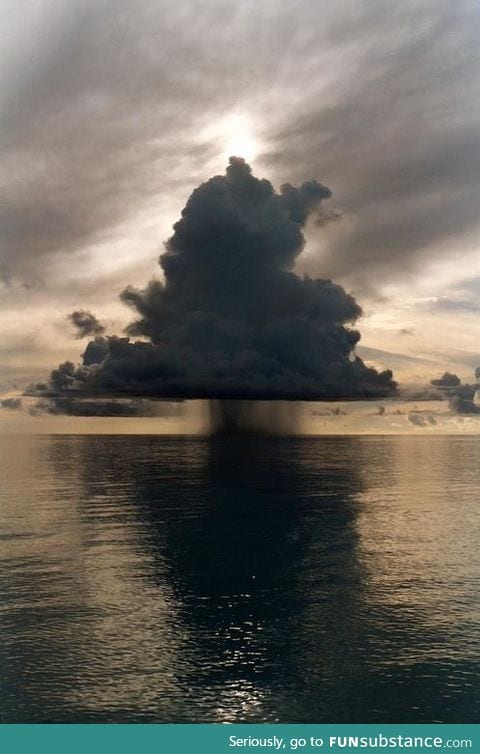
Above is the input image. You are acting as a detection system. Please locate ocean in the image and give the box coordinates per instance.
[1,434,479,723]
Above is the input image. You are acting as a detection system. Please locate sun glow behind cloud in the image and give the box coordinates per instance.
[202,114,260,164]
[223,118,258,163]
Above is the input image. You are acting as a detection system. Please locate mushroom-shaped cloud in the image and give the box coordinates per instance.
[45,158,396,401]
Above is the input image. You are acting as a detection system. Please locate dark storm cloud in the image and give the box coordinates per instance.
[49,361,77,393]
[431,372,461,388]
[43,159,395,402]
[1,0,478,293]
[68,310,105,339]
[0,397,22,410]
[448,385,480,416]
[429,369,480,415]
[29,396,181,418]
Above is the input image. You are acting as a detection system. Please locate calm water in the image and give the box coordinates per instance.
[1,434,480,723]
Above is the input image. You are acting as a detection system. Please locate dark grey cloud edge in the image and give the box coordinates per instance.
[431,372,461,388]
[0,397,22,410]
[40,158,396,403]
[29,397,181,418]
[429,370,480,415]
[68,309,105,339]
[449,385,480,415]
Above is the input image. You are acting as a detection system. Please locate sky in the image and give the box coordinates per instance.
[1,0,479,433]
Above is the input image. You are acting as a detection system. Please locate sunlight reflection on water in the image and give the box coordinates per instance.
[1,435,479,722]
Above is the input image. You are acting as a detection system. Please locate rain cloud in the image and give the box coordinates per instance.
[43,159,396,402]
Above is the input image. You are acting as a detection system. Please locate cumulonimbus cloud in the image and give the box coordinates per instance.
[41,159,396,402]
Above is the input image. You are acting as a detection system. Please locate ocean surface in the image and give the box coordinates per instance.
[1,434,480,723]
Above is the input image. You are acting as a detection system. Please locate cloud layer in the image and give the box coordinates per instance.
[2,0,479,293]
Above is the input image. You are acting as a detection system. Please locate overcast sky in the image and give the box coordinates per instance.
[1,0,479,430]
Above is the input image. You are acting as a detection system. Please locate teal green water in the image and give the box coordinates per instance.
[1,435,479,723]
